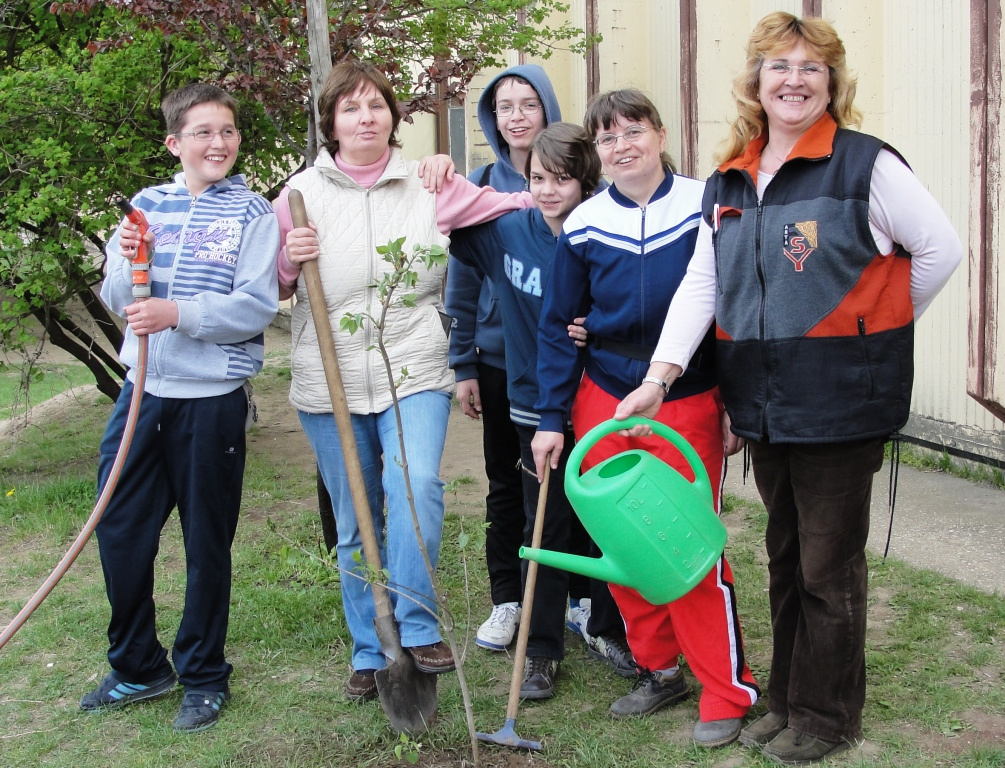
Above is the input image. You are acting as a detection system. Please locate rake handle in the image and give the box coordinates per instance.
[504,463,550,720]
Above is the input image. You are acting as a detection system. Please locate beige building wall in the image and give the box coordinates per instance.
[446,1,1001,459]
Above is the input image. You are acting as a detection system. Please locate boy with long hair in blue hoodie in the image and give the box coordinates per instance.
[448,68,633,679]
[449,122,602,698]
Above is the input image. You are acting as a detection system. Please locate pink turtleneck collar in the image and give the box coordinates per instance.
[334,146,392,189]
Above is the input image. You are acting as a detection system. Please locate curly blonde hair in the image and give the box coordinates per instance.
[716,12,863,164]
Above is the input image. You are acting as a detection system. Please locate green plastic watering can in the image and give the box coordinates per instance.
[520,417,726,604]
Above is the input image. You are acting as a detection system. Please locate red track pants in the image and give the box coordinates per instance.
[571,375,760,721]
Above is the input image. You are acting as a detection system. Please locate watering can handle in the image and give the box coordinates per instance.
[567,416,712,497]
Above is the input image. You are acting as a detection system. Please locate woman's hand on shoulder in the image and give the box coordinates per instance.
[418,154,456,193]
[285,224,320,265]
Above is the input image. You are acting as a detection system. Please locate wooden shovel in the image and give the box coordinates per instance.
[288,189,437,735]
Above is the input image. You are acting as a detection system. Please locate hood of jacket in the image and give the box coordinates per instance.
[475,64,562,189]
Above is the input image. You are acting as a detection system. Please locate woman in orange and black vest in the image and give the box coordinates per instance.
[614,12,962,766]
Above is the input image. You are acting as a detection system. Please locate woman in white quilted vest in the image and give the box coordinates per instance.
[273,58,532,702]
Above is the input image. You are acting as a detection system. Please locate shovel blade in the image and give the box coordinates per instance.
[374,655,438,735]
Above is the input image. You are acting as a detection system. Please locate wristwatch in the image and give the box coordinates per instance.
[642,376,671,395]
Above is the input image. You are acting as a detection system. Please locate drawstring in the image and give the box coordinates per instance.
[883,433,902,561]
[742,441,751,485]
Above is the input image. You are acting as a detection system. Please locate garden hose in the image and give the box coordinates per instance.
[0,197,150,651]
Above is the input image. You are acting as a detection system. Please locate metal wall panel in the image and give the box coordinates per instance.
[462,0,1004,459]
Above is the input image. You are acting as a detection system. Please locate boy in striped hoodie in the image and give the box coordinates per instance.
[80,83,278,733]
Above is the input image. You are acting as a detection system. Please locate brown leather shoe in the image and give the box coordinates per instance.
[345,669,377,701]
[405,642,456,674]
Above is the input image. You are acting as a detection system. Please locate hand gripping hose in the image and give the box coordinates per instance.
[0,197,151,651]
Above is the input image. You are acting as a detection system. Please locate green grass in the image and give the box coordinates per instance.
[891,442,1005,490]
[1,364,1002,767]
[0,363,98,421]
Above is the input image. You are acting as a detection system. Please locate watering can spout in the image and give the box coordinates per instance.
[518,546,626,586]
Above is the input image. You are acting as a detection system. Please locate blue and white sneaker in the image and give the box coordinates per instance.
[566,597,592,640]
[172,687,230,733]
[79,670,178,711]
[476,602,520,650]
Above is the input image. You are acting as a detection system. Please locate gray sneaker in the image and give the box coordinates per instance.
[172,687,229,733]
[694,716,743,748]
[609,667,689,717]
[586,633,637,678]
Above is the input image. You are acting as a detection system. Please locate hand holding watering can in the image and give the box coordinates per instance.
[521,417,727,604]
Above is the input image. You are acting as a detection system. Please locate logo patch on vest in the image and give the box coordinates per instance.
[783,220,818,272]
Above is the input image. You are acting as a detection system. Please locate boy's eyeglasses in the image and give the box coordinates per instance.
[594,126,648,148]
[495,102,542,117]
[175,129,242,142]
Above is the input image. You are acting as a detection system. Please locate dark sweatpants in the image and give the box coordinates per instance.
[513,423,575,659]
[479,361,526,605]
[95,382,246,692]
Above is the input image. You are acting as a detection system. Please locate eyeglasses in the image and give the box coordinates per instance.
[594,125,647,149]
[174,129,242,142]
[761,62,828,77]
[495,101,542,117]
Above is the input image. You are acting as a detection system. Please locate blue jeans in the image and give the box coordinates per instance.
[299,390,451,672]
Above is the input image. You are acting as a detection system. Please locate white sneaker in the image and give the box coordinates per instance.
[476,602,521,650]
[566,597,592,641]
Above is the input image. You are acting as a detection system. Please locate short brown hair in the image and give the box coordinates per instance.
[583,89,677,174]
[525,122,603,199]
[718,12,862,163]
[492,75,534,107]
[161,83,240,136]
[317,59,402,157]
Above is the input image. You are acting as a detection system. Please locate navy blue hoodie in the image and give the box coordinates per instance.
[450,208,559,427]
[445,64,562,381]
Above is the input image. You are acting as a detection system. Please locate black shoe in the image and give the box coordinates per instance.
[609,667,689,717]
[586,633,637,678]
[79,670,177,712]
[519,657,560,700]
[739,711,789,747]
[172,687,229,733]
[761,727,851,765]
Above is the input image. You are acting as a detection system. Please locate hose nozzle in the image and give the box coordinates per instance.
[113,195,151,299]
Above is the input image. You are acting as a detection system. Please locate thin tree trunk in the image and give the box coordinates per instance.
[30,307,123,401]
